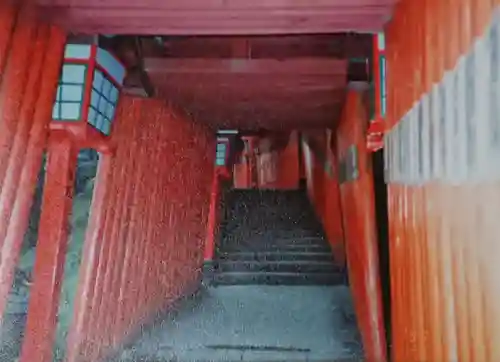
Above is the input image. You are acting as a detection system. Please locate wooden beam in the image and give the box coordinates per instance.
[144,58,347,76]
[37,0,395,10]
[153,34,372,59]
[43,17,387,36]
[36,0,394,35]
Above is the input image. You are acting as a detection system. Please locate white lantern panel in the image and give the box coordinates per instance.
[106,104,115,119]
[216,143,226,152]
[60,103,81,120]
[62,64,86,84]
[61,84,83,102]
[98,98,107,114]
[96,47,126,85]
[88,107,97,126]
[96,113,105,130]
[216,158,225,166]
[93,70,104,91]
[64,44,92,60]
[53,103,60,119]
[102,79,112,98]
[91,89,100,108]
[109,86,119,104]
[101,120,111,135]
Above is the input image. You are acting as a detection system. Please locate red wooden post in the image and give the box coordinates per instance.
[0,4,38,191]
[0,1,17,76]
[113,103,159,345]
[114,118,150,343]
[101,116,139,348]
[85,156,118,360]
[91,101,136,357]
[0,20,65,328]
[204,169,220,262]
[143,109,163,313]
[149,111,164,310]
[66,153,112,362]
[0,24,49,318]
[20,134,78,362]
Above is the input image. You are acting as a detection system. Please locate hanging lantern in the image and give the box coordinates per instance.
[51,42,126,149]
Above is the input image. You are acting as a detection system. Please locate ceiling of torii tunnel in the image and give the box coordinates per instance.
[36,0,397,130]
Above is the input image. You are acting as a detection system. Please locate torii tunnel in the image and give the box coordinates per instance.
[0,0,499,361]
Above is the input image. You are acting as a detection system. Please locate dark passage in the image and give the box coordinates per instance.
[112,189,362,362]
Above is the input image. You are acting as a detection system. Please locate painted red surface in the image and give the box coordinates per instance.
[301,130,345,263]
[0,2,16,75]
[20,134,78,362]
[204,168,228,262]
[3,2,499,362]
[35,0,396,35]
[0,2,66,324]
[384,1,499,361]
[322,131,346,264]
[61,97,215,362]
[0,5,38,193]
[336,86,386,362]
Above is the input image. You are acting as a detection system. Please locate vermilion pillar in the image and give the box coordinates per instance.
[203,168,221,283]
[20,135,78,362]
[0,23,48,316]
[0,4,38,190]
[0,1,17,75]
[0,5,66,321]
[65,154,112,362]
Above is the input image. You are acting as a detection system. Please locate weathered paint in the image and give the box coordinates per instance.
[385,0,498,360]
[62,97,215,362]
[336,85,386,362]
[0,1,66,324]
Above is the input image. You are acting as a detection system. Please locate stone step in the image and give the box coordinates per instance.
[217,260,341,274]
[221,236,328,248]
[221,243,332,254]
[218,251,335,263]
[213,272,344,286]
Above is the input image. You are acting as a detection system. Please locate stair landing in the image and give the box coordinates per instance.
[112,285,363,362]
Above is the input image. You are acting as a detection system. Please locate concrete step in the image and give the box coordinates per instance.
[221,237,329,249]
[213,272,344,286]
[221,243,332,254]
[219,251,335,262]
[218,260,340,274]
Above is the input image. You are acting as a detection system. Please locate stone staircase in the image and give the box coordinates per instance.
[213,189,345,286]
